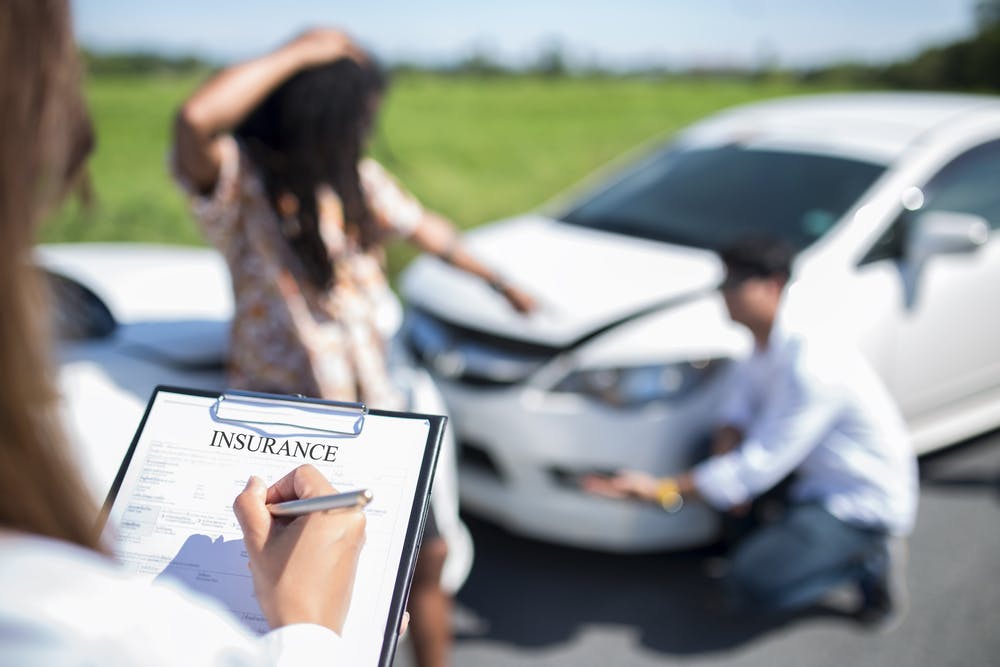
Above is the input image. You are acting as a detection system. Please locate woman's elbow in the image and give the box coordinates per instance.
[172,105,220,194]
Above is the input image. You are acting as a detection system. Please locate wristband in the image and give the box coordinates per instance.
[654,478,684,514]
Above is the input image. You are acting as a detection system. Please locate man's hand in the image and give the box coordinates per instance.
[580,470,661,504]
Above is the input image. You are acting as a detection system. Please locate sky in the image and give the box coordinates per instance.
[73,0,981,71]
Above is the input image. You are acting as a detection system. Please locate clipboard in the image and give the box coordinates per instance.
[101,385,447,667]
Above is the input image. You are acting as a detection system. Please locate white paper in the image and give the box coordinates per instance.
[105,390,432,666]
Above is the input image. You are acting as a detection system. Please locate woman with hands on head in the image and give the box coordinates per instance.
[173,27,535,667]
[172,27,536,409]
[0,2,370,665]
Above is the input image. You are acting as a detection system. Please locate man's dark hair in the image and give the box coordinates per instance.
[719,237,796,285]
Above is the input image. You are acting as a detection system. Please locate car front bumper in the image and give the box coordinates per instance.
[435,376,726,552]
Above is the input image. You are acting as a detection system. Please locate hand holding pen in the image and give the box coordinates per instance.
[233,464,368,634]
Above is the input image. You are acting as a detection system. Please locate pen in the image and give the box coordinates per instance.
[267,489,374,517]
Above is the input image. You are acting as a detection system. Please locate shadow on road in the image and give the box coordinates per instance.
[453,433,1000,658]
[918,429,1000,500]
[454,514,848,656]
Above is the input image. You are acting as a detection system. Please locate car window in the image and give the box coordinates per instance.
[861,138,1000,265]
[560,144,885,251]
[46,271,117,341]
[922,138,1000,230]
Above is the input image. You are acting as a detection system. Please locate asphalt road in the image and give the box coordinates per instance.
[395,429,1000,667]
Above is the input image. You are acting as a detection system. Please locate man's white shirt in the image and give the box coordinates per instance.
[692,313,918,536]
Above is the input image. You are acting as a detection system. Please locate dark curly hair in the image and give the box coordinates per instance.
[235,57,388,290]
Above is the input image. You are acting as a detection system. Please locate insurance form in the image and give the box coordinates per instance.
[104,388,440,667]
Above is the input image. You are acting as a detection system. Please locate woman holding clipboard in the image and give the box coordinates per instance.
[0,1,370,664]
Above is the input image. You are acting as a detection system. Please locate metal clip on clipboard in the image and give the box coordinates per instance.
[210,389,367,438]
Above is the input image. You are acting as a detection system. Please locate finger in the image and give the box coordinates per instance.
[265,464,336,504]
[399,611,410,637]
[233,476,271,551]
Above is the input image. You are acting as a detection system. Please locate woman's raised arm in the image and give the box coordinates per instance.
[173,28,363,194]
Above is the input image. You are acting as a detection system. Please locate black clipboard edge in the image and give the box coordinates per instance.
[378,412,446,667]
[99,384,447,667]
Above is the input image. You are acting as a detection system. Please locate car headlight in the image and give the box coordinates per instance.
[552,358,726,408]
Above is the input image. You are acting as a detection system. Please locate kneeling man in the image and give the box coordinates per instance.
[586,239,917,628]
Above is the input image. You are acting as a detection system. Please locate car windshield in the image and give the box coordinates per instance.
[560,143,886,250]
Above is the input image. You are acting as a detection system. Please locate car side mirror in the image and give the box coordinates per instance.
[906,210,989,265]
[902,210,990,308]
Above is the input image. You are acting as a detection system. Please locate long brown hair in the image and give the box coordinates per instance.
[0,0,103,551]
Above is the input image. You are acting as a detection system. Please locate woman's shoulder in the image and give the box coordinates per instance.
[175,135,273,251]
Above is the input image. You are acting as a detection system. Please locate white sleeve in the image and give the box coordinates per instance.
[261,624,347,667]
[692,348,843,509]
[92,577,347,667]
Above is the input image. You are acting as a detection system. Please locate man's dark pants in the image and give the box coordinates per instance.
[722,503,888,612]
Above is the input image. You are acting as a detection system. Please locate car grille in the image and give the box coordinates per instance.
[404,307,561,386]
[458,440,505,482]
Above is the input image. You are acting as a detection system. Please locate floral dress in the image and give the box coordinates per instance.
[176,136,423,410]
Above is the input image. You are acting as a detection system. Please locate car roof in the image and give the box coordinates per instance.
[678,92,1000,164]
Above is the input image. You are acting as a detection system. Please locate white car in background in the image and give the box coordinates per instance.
[41,244,233,502]
[400,92,1000,551]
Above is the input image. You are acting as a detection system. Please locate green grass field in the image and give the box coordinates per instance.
[43,72,837,281]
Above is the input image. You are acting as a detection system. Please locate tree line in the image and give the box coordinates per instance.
[82,19,1000,92]
[802,20,1000,92]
